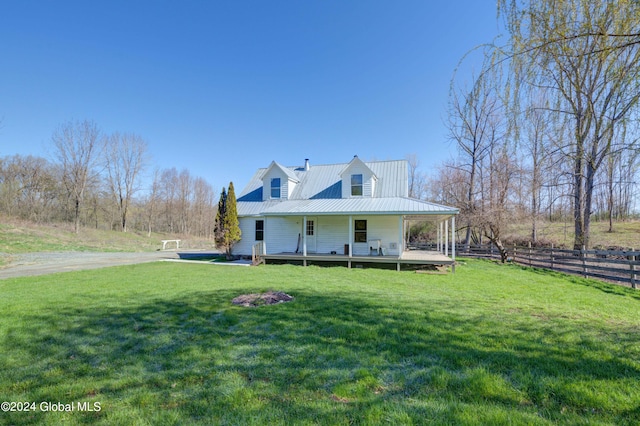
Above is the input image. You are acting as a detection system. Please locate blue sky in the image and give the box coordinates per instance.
[0,1,500,193]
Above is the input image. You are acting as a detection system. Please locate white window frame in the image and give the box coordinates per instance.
[354,219,367,242]
[351,174,363,196]
[255,220,264,241]
[270,178,281,199]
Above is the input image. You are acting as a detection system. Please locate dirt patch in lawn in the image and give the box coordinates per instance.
[232,291,294,307]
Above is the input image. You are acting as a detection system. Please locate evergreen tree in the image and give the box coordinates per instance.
[222,182,241,258]
[214,187,227,249]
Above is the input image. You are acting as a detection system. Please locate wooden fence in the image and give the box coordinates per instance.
[414,243,639,289]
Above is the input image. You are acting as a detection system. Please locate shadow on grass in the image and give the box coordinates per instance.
[3,287,640,425]
[521,264,640,300]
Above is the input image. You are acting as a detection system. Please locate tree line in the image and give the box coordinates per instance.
[426,0,640,260]
[0,119,218,237]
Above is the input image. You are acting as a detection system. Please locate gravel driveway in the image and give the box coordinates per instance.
[0,251,182,279]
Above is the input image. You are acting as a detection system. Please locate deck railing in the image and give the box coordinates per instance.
[252,242,265,265]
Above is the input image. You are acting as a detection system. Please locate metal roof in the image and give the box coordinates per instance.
[237,159,458,217]
[238,159,408,200]
[259,197,459,216]
[261,161,300,183]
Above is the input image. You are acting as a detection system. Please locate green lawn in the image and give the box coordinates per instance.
[1,260,639,425]
[506,219,640,249]
[0,217,215,267]
[0,221,158,254]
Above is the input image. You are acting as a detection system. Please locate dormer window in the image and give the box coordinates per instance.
[271,178,281,199]
[351,174,363,196]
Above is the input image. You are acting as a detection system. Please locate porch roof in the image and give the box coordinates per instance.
[238,197,458,218]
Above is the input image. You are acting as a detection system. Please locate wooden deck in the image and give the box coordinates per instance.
[260,250,455,272]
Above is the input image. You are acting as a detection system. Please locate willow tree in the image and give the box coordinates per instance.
[447,47,512,255]
[498,0,640,249]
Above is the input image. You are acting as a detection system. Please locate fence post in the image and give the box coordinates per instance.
[528,242,532,267]
[582,245,587,278]
[550,243,554,270]
[631,248,637,290]
[513,244,517,263]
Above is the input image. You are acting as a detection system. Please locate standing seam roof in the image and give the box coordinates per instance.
[236,159,458,217]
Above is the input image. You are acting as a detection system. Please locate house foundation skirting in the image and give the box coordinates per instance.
[260,250,455,272]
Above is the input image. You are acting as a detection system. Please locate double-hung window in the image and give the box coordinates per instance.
[255,220,264,241]
[354,220,367,243]
[271,178,281,199]
[351,174,363,196]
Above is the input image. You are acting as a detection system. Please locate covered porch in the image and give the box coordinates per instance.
[253,213,458,272]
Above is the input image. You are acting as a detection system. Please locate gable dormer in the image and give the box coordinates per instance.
[261,161,300,201]
[340,156,378,198]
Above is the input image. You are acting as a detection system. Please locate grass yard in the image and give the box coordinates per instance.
[0,216,215,268]
[0,220,157,255]
[0,260,639,425]
[506,219,640,249]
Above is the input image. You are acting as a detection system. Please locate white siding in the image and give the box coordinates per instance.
[264,217,301,254]
[317,216,349,254]
[287,179,297,197]
[351,215,400,256]
[261,167,298,201]
[262,168,283,201]
[236,214,402,257]
[341,163,376,198]
[235,217,259,256]
[236,216,305,256]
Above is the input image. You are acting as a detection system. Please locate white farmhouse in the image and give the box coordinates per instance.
[235,156,459,270]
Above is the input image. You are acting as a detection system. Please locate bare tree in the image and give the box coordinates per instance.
[52,120,103,233]
[144,169,162,237]
[104,132,147,232]
[177,169,192,234]
[159,168,179,233]
[447,57,503,249]
[499,0,640,248]
[0,155,70,223]
[406,153,427,199]
[191,176,216,238]
[476,139,518,262]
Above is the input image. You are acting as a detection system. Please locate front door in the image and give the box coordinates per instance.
[305,217,317,253]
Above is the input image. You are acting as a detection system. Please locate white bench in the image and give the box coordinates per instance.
[161,239,181,250]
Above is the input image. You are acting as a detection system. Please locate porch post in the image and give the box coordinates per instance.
[437,221,441,253]
[303,216,307,266]
[445,219,449,257]
[348,215,353,268]
[264,217,268,255]
[451,216,456,261]
[303,216,307,256]
[405,220,410,250]
[399,215,404,254]
[440,221,444,254]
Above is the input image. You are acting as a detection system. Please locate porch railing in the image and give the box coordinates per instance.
[252,242,265,265]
